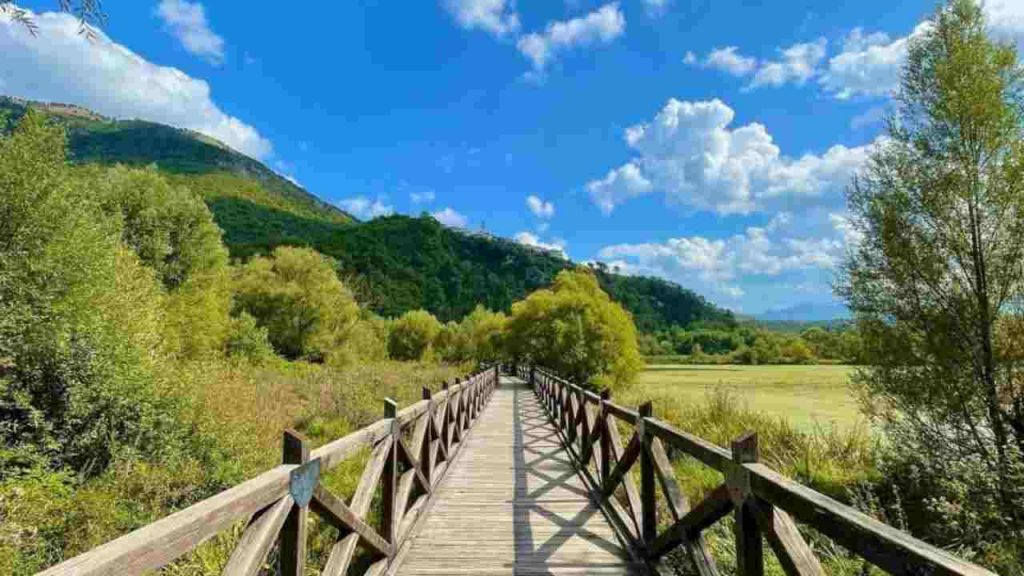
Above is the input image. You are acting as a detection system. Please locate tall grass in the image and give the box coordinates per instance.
[0,358,467,575]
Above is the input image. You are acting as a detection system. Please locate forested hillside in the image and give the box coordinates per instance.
[0,96,732,329]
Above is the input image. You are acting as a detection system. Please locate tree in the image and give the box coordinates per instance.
[388,310,442,361]
[838,0,1024,546]
[504,267,643,389]
[233,246,360,362]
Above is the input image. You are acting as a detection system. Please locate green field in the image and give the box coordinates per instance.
[635,364,862,430]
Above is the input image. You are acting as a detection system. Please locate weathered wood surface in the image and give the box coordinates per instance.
[396,377,642,576]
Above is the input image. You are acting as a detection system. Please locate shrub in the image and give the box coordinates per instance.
[388,310,442,361]
[504,267,643,389]
[233,247,360,362]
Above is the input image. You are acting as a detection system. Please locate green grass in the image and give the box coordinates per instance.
[634,364,861,430]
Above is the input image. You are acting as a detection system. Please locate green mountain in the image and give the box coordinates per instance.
[0,97,733,329]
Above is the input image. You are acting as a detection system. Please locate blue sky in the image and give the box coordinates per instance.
[3,0,1022,315]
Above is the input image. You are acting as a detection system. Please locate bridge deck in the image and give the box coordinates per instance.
[396,377,642,575]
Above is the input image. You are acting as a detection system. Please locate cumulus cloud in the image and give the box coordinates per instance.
[156,0,225,64]
[587,98,875,215]
[748,38,827,88]
[597,211,848,301]
[443,0,520,37]
[514,232,567,258]
[516,3,625,71]
[432,207,469,228]
[526,195,555,219]
[338,196,394,220]
[819,26,924,100]
[684,46,757,76]
[0,9,271,159]
[686,40,826,89]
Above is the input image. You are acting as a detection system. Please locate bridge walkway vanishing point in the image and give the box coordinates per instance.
[395,376,643,575]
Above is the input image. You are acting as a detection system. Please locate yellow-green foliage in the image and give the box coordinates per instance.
[504,267,643,389]
[437,305,507,363]
[388,309,442,361]
[233,246,361,363]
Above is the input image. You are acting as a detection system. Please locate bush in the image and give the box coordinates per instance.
[0,112,197,476]
[504,267,643,389]
[233,247,361,362]
[388,310,442,361]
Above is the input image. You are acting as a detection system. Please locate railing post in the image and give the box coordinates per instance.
[529,366,536,389]
[639,402,656,549]
[280,429,309,576]
[382,398,399,555]
[421,387,433,487]
[731,431,763,576]
[600,389,611,484]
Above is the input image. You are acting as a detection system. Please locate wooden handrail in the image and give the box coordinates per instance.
[37,365,502,576]
[519,364,997,576]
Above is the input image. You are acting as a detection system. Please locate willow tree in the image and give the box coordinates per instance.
[838,0,1024,543]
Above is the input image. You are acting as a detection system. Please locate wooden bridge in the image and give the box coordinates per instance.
[38,365,996,576]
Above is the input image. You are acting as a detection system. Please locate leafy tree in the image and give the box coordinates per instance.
[388,310,442,361]
[0,112,190,474]
[504,268,643,388]
[233,246,360,362]
[838,0,1024,550]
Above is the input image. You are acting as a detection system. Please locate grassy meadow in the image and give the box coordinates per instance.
[634,364,861,430]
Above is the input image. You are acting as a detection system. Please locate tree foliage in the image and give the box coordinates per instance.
[233,246,361,363]
[388,310,442,361]
[504,268,643,388]
[0,112,190,474]
[838,0,1024,554]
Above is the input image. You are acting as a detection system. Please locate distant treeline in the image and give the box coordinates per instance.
[640,323,862,365]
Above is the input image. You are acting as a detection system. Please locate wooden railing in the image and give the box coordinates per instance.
[38,365,501,576]
[517,365,996,576]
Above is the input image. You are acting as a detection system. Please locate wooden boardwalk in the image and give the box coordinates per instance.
[395,376,642,575]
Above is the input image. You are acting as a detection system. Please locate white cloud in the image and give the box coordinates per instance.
[526,195,555,219]
[338,196,394,220]
[821,0,1024,101]
[698,46,757,76]
[587,162,654,215]
[687,40,826,89]
[432,207,469,228]
[410,190,436,204]
[443,0,520,37]
[156,0,225,65]
[820,25,924,100]
[0,9,271,159]
[749,38,827,88]
[597,211,848,302]
[514,232,567,258]
[516,3,625,71]
[587,98,876,215]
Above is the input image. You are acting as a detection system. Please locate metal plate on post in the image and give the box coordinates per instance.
[289,458,321,508]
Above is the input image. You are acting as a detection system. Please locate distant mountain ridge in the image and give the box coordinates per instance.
[755,301,851,322]
[0,96,733,330]
[0,96,353,224]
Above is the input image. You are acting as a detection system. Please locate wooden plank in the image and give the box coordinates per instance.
[647,484,734,560]
[37,465,294,576]
[644,418,732,472]
[732,432,763,576]
[638,403,656,547]
[603,417,643,535]
[746,463,997,576]
[221,496,294,576]
[649,438,718,576]
[752,500,824,576]
[312,485,392,558]
[395,376,640,576]
[279,430,309,576]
